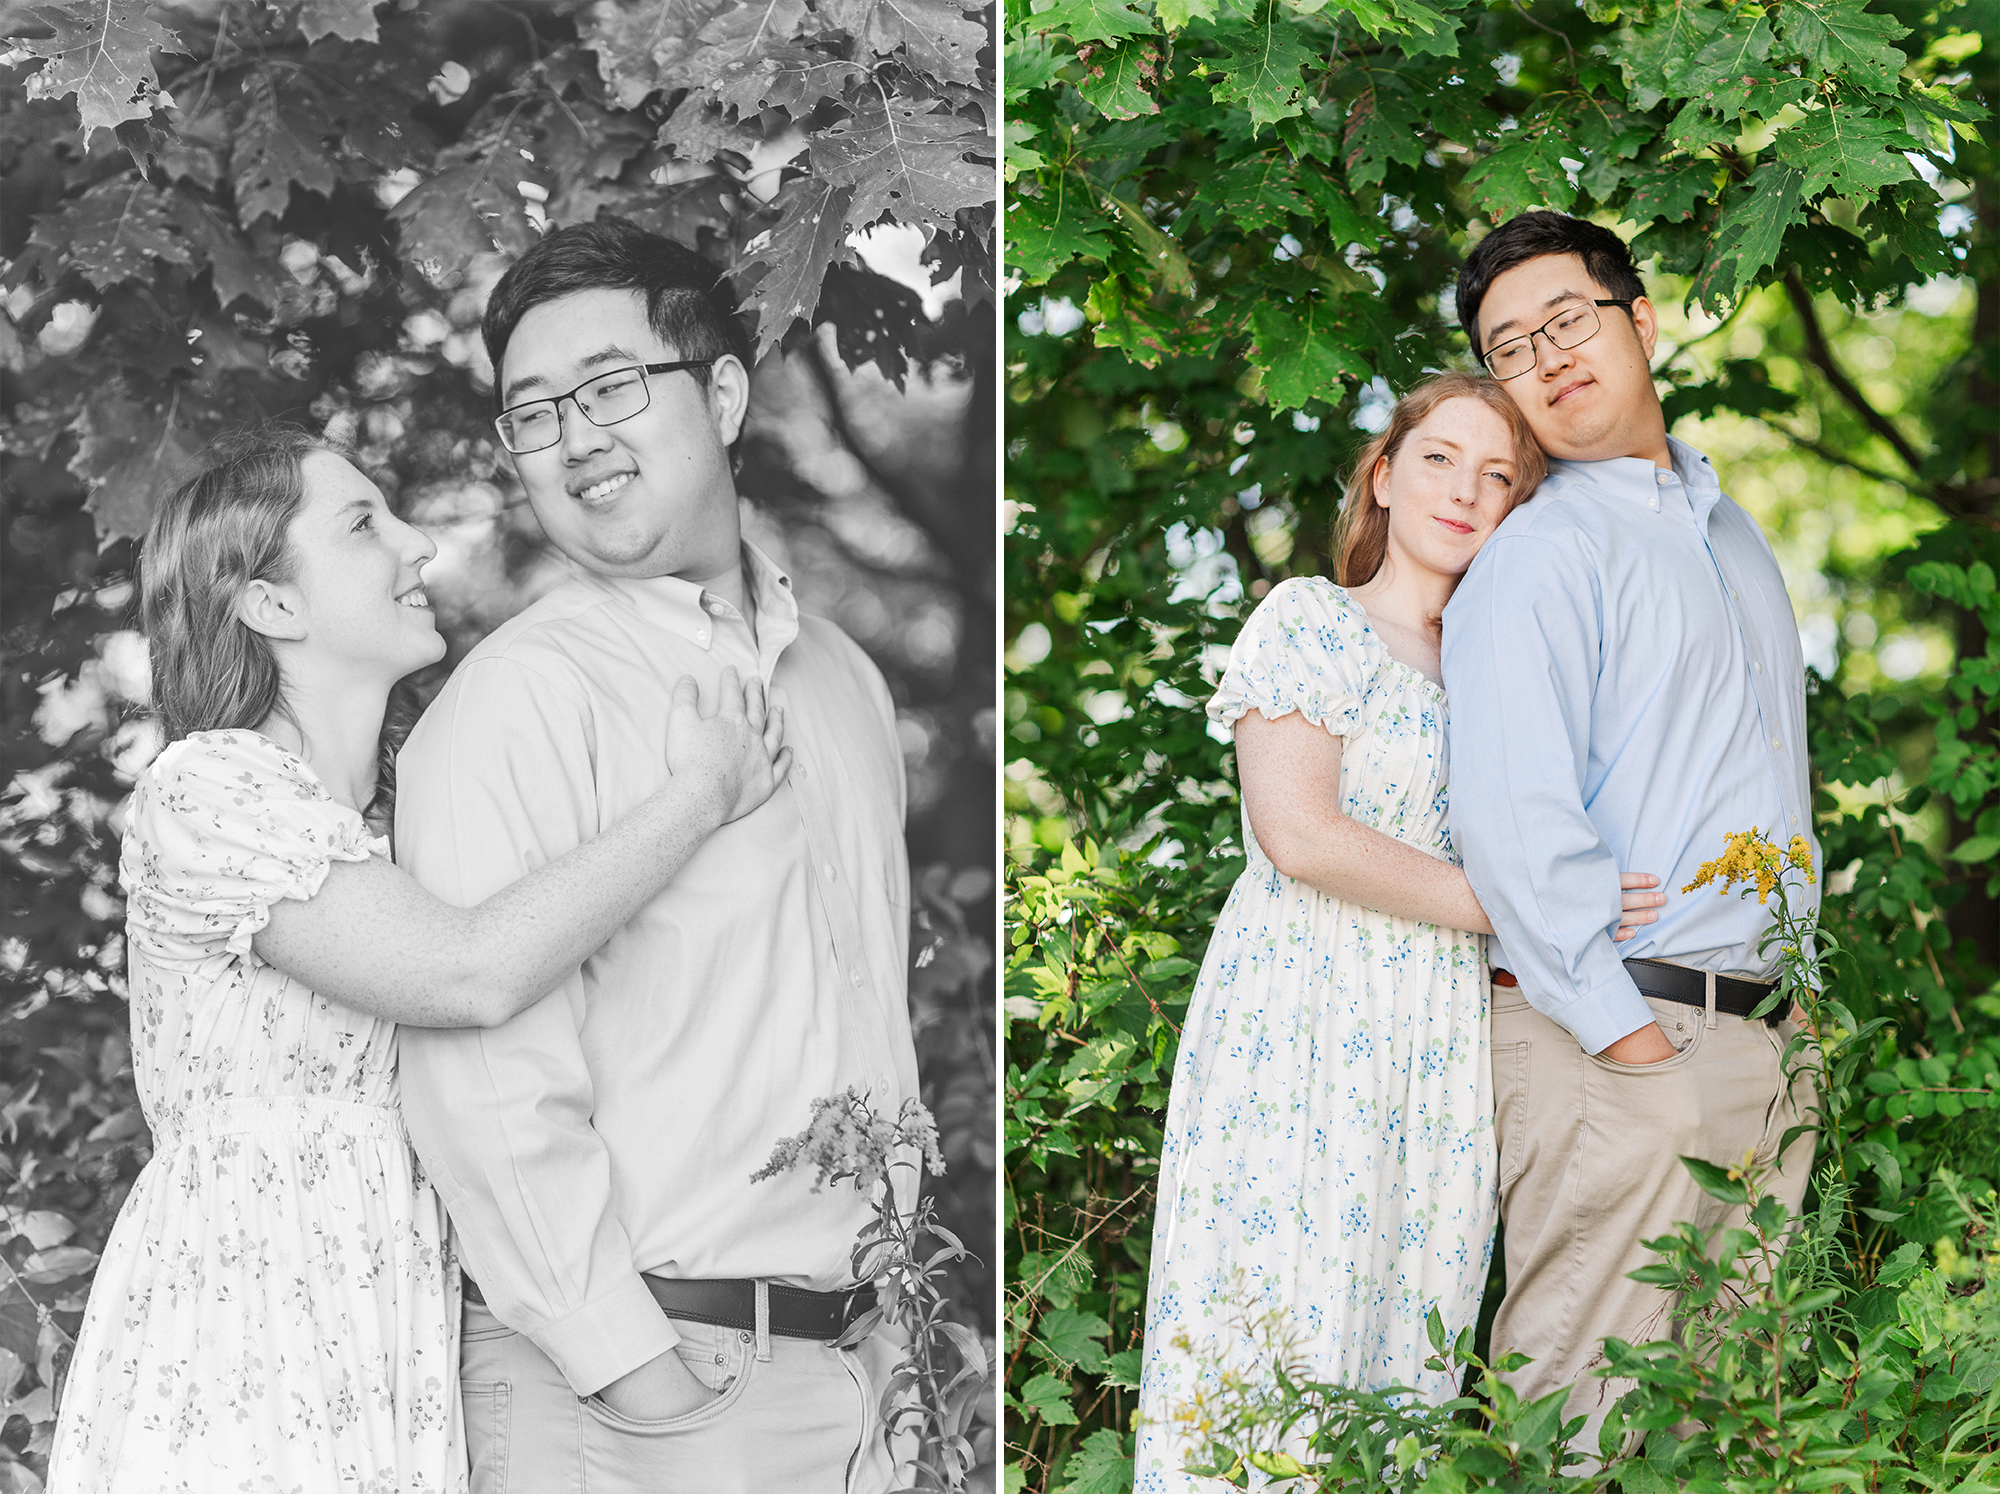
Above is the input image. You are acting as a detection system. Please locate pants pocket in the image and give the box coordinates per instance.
[461,1380,511,1494]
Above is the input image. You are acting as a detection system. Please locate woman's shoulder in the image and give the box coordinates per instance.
[1240,577,1384,661]
[142,729,327,808]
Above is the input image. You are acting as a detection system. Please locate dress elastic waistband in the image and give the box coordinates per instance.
[157,1096,407,1148]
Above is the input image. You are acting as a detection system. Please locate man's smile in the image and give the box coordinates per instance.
[571,471,636,506]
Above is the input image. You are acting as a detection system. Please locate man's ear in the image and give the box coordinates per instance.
[1372,454,1393,509]
[1629,295,1659,361]
[707,354,751,447]
[237,578,307,641]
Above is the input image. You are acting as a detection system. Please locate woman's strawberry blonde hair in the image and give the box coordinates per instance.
[1332,372,1546,586]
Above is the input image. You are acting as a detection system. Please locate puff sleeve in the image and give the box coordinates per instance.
[1207,577,1376,739]
[119,731,386,969]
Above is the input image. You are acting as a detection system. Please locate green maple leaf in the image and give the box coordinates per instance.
[1006,179,1114,284]
[1340,75,1424,190]
[16,0,188,138]
[1205,8,1318,129]
[715,42,865,119]
[1465,128,1577,221]
[1775,0,1907,95]
[739,176,859,358]
[1296,165,1381,247]
[1004,28,1063,102]
[1692,162,1804,311]
[1249,295,1372,410]
[1861,184,1959,280]
[1157,0,1218,24]
[1672,15,1773,102]
[230,71,341,224]
[1029,0,1155,45]
[1617,0,1724,110]
[1394,14,1459,59]
[809,95,992,231]
[68,393,201,544]
[28,177,190,289]
[1773,107,1919,204]
[1077,36,1164,120]
[293,0,380,43]
[1699,68,1812,123]
[1004,119,1048,182]
[1619,157,1718,225]
[1209,155,1313,231]
[821,0,986,86]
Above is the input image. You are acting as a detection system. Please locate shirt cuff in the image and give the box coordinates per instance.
[527,1272,679,1397]
[1539,972,1658,1056]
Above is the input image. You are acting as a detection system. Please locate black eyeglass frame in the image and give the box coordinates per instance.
[1480,300,1635,381]
[492,360,716,454]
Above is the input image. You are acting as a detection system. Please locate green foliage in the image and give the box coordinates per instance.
[1174,1169,2000,1492]
[2,3,995,1487]
[1003,0,1996,1487]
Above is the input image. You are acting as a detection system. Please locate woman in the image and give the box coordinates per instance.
[48,429,788,1494]
[1133,374,1664,1489]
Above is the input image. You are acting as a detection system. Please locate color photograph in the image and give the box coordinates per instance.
[1003,3,1999,1491]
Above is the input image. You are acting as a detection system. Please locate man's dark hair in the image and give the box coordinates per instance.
[481,217,751,389]
[1456,211,1646,359]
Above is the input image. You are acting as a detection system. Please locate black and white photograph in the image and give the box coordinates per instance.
[0,2,996,1491]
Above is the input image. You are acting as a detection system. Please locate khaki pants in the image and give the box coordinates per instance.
[1489,984,1816,1454]
[460,1295,898,1494]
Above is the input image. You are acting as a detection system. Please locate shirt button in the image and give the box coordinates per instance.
[695,628,709,644]
[1648,497,1659,509]
[823,862,837,880]
[850,971,863,988]
[1791,814,1799,826]
[1754,661,1763,673]
[1731,589,1739,601]
[1772,736,1782,750]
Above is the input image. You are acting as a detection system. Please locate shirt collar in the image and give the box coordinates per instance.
[1547,433,1723,524]
[576,540,801,656]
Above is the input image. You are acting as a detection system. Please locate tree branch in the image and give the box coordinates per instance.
[1781,269,1929,480]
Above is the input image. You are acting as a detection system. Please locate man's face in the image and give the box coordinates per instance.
[499,287,749,580]
[1475,252,1665,463]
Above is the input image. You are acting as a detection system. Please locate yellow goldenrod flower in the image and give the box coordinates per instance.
[1682,827,1814,903]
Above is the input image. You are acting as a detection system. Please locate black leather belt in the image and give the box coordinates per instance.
[1493,958,1782,1026]
[462,1273,874,1341]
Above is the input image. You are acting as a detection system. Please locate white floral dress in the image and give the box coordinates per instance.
[47,730,464,1494]
[1135,579,1497,1492]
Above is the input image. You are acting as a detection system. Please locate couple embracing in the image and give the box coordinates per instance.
[48,219,917,1494]
[1136,211,1822,1486]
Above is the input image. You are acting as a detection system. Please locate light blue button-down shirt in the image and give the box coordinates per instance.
[1439,434,1819,1054]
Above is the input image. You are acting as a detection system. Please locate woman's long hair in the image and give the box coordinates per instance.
[1332,372,1547,587]
[138,426,323,745]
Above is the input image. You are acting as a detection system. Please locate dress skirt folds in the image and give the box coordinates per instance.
[1135,580,1498,1492]
[47,731,463,1494]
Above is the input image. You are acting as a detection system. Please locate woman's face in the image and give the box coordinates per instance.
[282,450,444,681]
[1371,397,1525,581]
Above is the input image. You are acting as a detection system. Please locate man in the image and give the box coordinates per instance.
[1439,211,1819,1453]
[395,218,919,1493]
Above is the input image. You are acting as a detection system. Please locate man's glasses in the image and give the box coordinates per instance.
[493,360,714,454]
[1480,300,1634,381]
